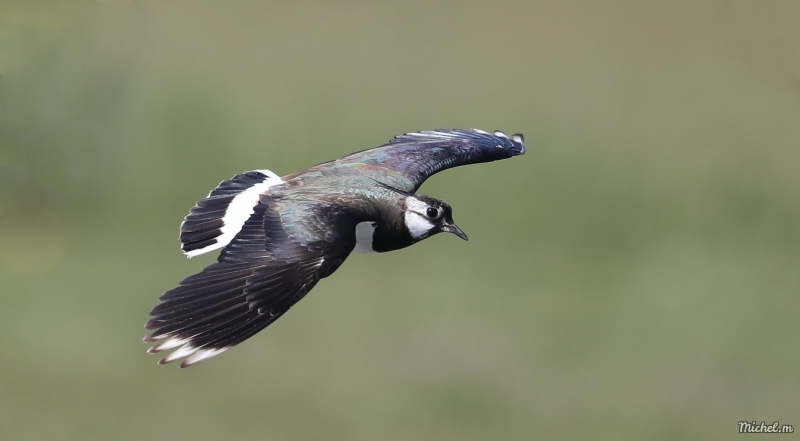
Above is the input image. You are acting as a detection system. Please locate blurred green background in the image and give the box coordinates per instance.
[1,1,799,440]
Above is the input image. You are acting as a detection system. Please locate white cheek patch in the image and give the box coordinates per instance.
[354,221,377,253]
[405,197,429,213]
[404,212,434,239]
[403,197,435,239]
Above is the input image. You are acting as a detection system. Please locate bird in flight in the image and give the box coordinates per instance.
[144,129,525,367]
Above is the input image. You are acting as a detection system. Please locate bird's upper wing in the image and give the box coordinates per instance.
[144,197,359,367]
[316,129,525,192]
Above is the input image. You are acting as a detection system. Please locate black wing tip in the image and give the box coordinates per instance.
[391,128,525,155]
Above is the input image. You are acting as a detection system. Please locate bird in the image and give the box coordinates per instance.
[144,128,525,367]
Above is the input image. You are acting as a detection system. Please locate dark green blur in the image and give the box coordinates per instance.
[1,1,799,440]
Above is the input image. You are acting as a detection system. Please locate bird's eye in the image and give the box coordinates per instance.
[426,207,439,218]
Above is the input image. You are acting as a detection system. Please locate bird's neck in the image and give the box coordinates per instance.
[372,221,415,252]
[367,195,415,252]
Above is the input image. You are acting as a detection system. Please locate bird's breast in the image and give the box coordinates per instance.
[354,221,377,253]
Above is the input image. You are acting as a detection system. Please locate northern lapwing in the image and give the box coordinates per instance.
[144,129,525,367]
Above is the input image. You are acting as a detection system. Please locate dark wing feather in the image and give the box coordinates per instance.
[145,199,357,367]
[323,129,525,192]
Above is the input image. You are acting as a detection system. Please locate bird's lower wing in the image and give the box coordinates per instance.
[145,201,354,368]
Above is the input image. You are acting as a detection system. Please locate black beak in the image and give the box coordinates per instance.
[443,223,469,241]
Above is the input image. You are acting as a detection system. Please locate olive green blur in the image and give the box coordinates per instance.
[1,1,798,440]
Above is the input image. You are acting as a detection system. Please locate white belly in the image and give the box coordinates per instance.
[354,221,377,253]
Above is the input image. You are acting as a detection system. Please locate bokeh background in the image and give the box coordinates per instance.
[1,1,799,440]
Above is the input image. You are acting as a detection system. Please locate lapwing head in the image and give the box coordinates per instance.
[402,194,468,243]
